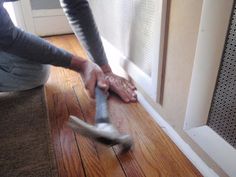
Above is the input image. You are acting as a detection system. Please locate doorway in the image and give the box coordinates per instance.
[5,0,72,36]
[184,0,236,176]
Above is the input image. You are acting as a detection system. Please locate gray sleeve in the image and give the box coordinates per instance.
[60,0,108,66]
[0,3,72,67]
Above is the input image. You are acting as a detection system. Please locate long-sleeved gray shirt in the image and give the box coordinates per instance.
[0,0,108,67]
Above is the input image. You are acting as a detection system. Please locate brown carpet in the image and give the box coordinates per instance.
[0,86,58,177]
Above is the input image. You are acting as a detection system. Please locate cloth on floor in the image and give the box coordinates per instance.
[0,86,58,177]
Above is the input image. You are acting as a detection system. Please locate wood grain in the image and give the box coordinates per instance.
[73,83,143,177]
[65,91,108,177]
[44,34,203,177]
[109,96,202,177]
[53,93,85,177]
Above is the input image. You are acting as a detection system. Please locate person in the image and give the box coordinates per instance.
[0,0,137,102]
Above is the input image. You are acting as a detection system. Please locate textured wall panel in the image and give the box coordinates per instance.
[89,0,163,76]
[89,0,132,60]
[207,2,236,149]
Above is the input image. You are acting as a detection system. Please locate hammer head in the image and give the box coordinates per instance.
[68,115,133,152]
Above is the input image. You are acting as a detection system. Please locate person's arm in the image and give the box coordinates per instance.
[60,0,137,102]
[0,3,72,67]
[59,0,110,68]
[0,2,108,97]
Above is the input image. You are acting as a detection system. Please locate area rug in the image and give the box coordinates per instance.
[0,86,58,177]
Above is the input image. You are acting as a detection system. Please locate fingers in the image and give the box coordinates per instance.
[118,87,136,103]
[106,73,137,103]
[97,72,109,92]
[81,61,136,102]
[127,81,136,90]
[82,61,108,98]
[85,73,96,98]
[120,80,137,102]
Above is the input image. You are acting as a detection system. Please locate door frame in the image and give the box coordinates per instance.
[184,0,235,176]
[18,0,35,33]
[8,0,35,32]
[11,0,72,36]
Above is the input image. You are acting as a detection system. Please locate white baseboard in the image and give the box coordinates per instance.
[137,92,219,177]
[187,126,236,177]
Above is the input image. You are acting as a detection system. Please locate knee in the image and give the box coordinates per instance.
[37,65,51,85]
[19,64,51,90]
[20,64,51,91]
[18,64,51,91]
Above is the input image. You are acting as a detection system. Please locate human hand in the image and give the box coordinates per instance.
[69,56,108,98]
[80,60,108,98]
[104,72,137,103]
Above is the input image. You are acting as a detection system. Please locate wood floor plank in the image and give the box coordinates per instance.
[64,91,108,177]
[74,94,131,177]
[52,93,85,177]
[73,84,145,177]
[44,35,202,177]
[72,84,128,177]
[109,96,202,177]
[45,87,67,177]
[70,70,197,177]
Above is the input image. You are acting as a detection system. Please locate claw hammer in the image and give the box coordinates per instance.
[68,87,133,152]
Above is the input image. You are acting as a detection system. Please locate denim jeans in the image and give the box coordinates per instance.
[0,51,50,92]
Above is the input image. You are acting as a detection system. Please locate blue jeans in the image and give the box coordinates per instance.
[0,51,50,92]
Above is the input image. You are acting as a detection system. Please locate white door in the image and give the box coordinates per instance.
[9,0,72,36]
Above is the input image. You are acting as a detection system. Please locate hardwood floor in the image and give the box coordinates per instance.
[44,35,202,177]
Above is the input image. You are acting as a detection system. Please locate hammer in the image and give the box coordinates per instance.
[68,87,133,152]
